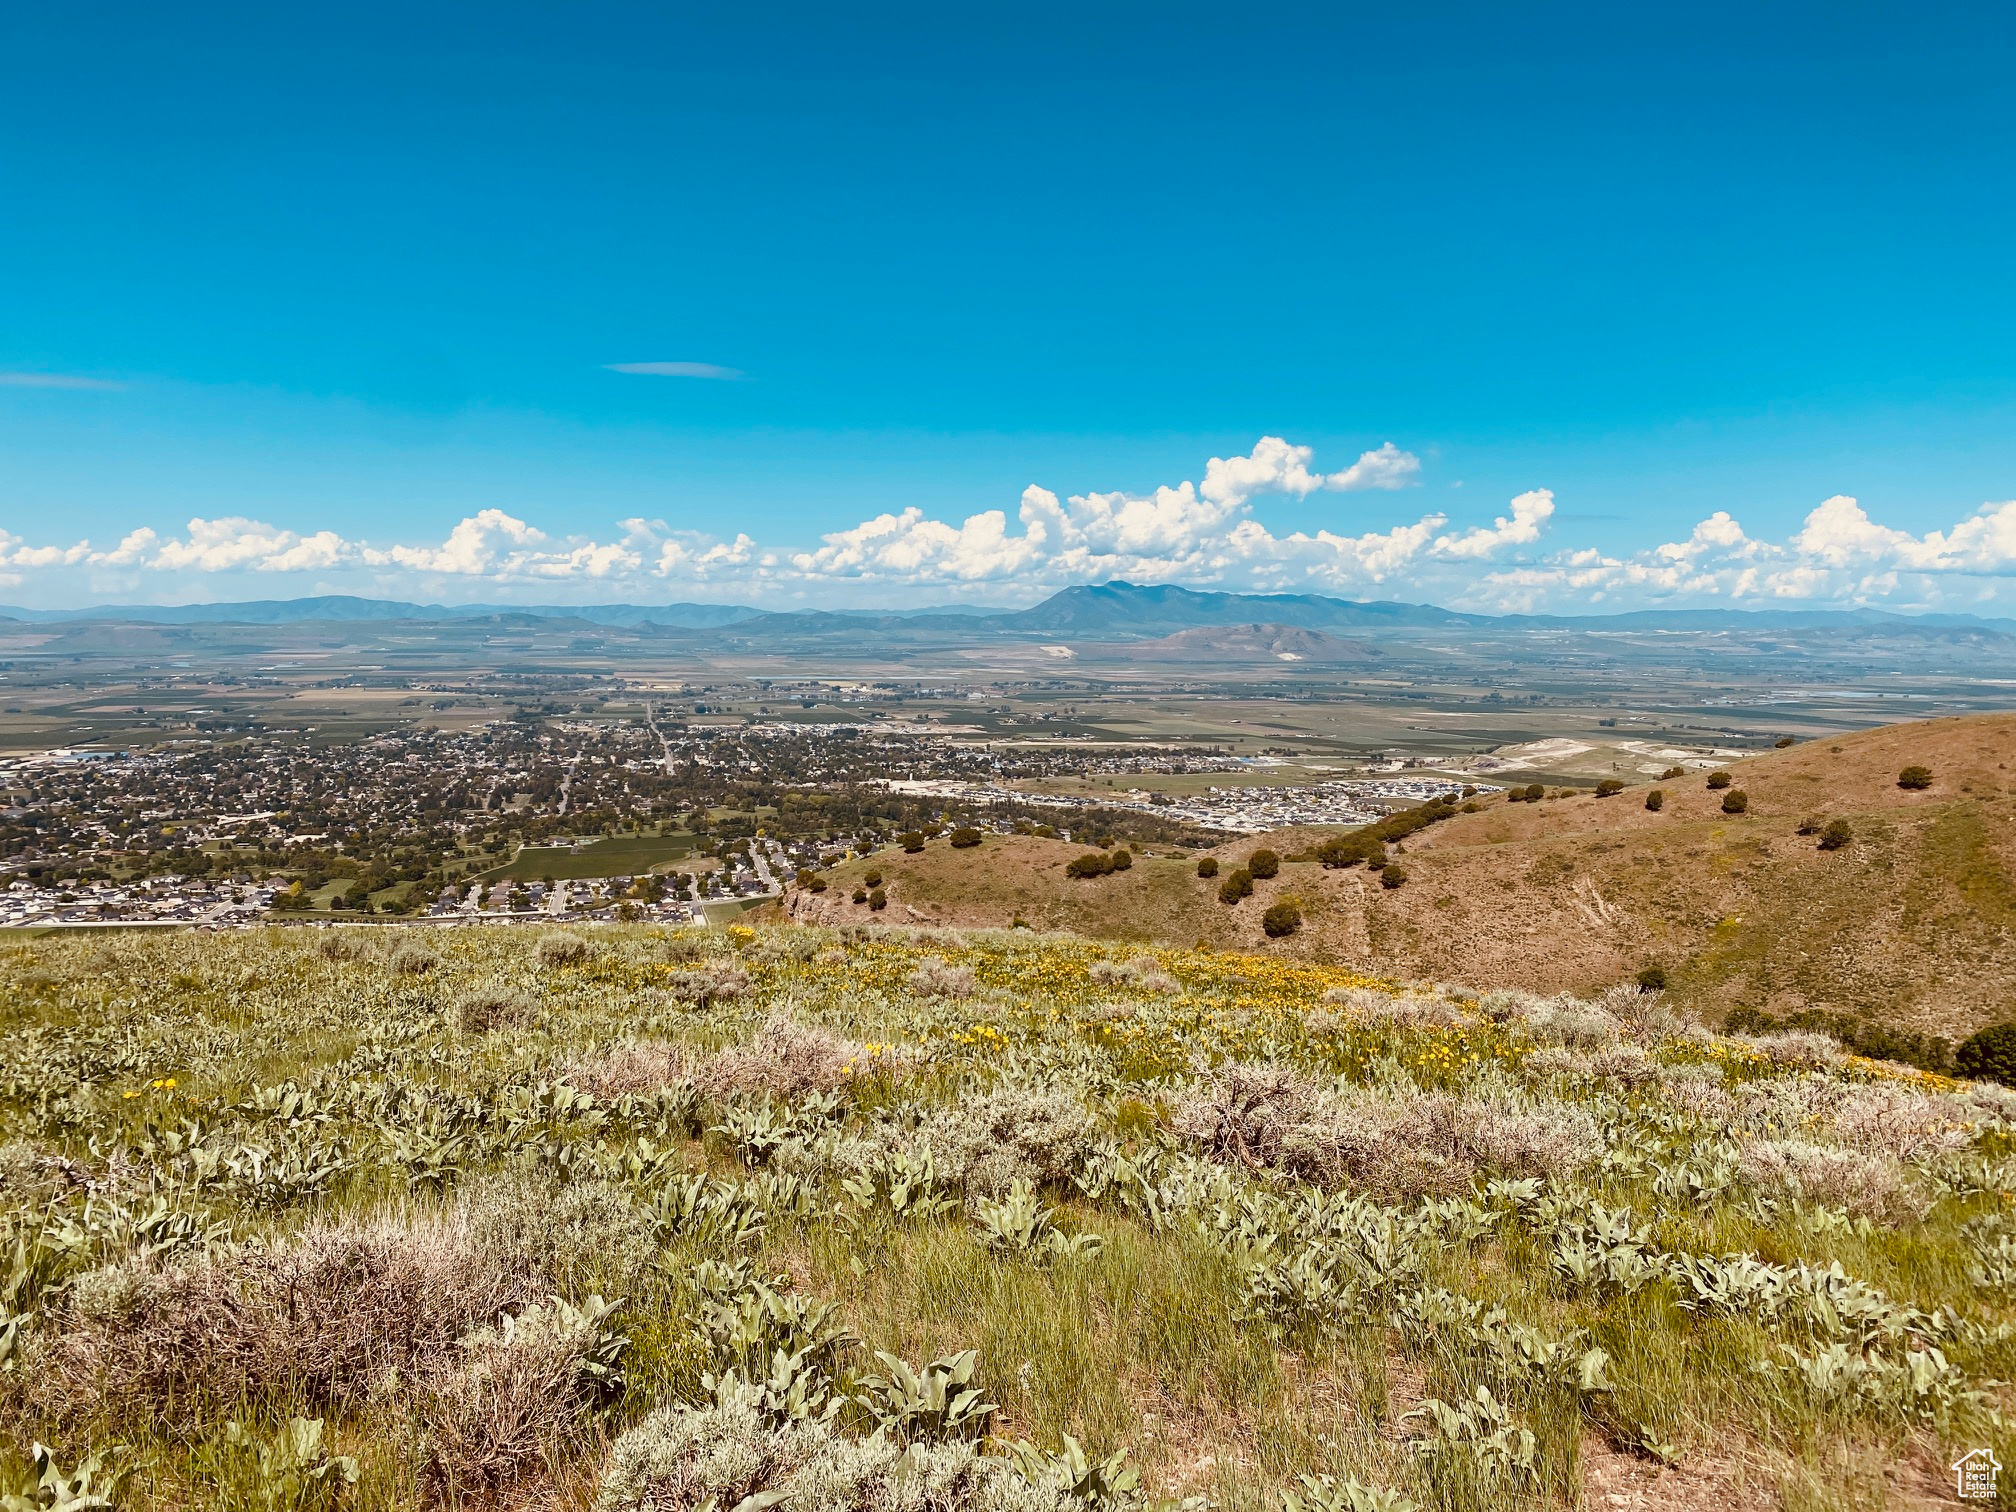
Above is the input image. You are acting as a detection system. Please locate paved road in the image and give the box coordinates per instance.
[643,703,679,776]
[556,753,584,816]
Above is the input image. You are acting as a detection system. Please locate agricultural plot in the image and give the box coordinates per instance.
[0,925,2011,1510]
[477,832,699,882]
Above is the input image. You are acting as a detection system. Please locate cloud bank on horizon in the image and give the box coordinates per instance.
[4,437,2015,614]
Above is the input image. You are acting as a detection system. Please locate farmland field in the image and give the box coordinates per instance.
[476,832,699,882]
[1,923,2011,1510]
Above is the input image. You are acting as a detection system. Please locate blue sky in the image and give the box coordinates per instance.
[3,2,2015,611]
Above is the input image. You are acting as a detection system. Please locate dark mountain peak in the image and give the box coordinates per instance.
[1004,580,1478,635]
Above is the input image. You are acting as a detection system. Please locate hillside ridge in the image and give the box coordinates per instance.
[782,712,2016,1037]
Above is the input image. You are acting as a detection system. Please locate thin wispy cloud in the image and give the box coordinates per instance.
[0,372,124,391]
[603,361,746,380]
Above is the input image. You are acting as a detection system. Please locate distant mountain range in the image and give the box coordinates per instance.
[0,595,766,629]
[2,581,2012,639]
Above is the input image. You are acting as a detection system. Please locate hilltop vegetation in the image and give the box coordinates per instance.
[787,715,2016,1041]
[3,923,2015,1509]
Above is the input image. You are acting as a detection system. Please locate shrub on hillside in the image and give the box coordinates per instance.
[592,1394,1069,1512]
[1720,789,1749,814]
[1818,818,1853,850]
[1269,1085,1603,1199]
[666,960,751,1006]
[1595,778,1625,797]
[1247,848,1280,880]
[1110,847,1132,871]
[1747,1029,1843,1070]
[1196,856,1219,878]
[949,827,983,848]
[316,932,369,961]
[1644,789,1664,812]
[697,1016,858,1099]
[1065,851,1121,879]
[420,1292,621,1501]
[906,956,977,999]
[1325,985,1463,1029]
[1725,1006,1953,1075]
[920,1083,1095,1195]
[1524,783,1546,802]
[1173,1062,1309,1167]
[900,831,926,853]
[1774,735,1795,748]
[1314,834,1381,868]
[1217,868,1254,904]
[1089,955,1180,993]
[24,1214,536,1433]
[1899,765,1934,790]
[1522,996,1623,1049]
[564,1041,691,1099]
[389,940,440,975]
[1306,798,1461,864]
[1706,771,1732,790]
[1660,766,1686,779]
[1379,864,1407,889]
[1958,1024,2016,1086]
[462,1169,656,1296]
[1636,964,1668,991]
[868,887,887,911]
[1736,1139,1917,1221]
[451,985,541,1033]
[1262,900,1302,938]
[536,932,592,968]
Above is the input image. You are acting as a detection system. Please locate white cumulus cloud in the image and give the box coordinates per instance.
[1328,441,1423,492]
[1433,488,1554,560]
[0,438,1535,604]
[791,437,1442,590]
[1468,492,2016,611]
[8,435,2015,615]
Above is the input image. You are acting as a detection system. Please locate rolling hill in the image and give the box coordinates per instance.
[783,712,2016,1039]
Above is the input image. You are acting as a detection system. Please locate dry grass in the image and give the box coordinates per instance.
[419,1299,605,1501]
[24,1210,534,1434]
[694,1014,859,1099]
[450,983,542,1032]
[564,1039,691,1099]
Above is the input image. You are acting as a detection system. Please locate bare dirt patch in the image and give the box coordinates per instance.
[1581,1435,1778,1511]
